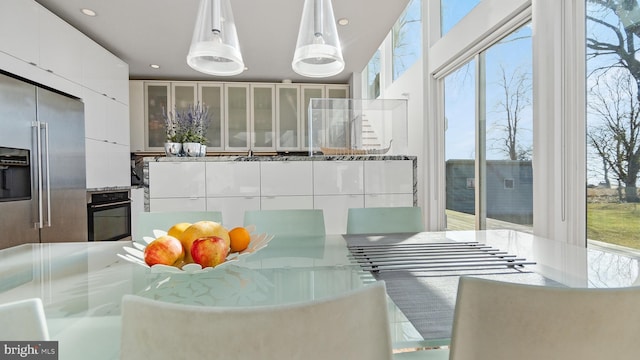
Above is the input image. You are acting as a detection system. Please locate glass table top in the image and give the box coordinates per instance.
[0,234,422,360]
[0,230,636,359]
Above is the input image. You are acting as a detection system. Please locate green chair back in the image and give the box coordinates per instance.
[136,211,223,241]
[243,209,326,236]
[346,207,423,234]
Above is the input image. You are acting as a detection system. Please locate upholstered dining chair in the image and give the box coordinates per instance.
[136,210,223,242]
[396,276,640,360]
[0,298,49,340]
[243,209,326,237]
[448,276,640,359]
[120,281,393,360]
[346,207,424,234]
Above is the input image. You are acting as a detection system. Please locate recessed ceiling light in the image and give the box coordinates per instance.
[81,8,96,17]
[337,18,349,26]
[150,64,160,69]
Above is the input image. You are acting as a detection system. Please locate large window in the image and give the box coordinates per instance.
[364,50,381,99]
[392,0,422,81]
[441,0,481,36]
[445,23,532,231]
[586,0,640,250]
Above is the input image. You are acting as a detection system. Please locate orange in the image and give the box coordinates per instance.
[229,227,251,253]
[167,222,192,239]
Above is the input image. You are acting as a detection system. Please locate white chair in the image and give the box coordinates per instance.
[448,276,640,360]
[0,298,49,340]
[396,277,640,360]
[346,207,424,234]
[120,281,392,360]
[243,209,326,236]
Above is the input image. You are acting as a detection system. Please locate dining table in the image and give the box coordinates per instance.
[0,229,637,359]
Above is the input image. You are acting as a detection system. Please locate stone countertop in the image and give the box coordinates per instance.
[143,155,417,162]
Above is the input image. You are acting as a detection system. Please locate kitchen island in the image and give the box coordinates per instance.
[142,155,417,233]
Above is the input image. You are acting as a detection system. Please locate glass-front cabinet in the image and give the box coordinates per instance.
[251,84,275,151]
[172,83,197,112]
[144,82,170,150]
[276,84,300,151]
[139,81,348,152]
[199,83,224,150]
[303,85,349,151]
[225,84,250,151]
[302,85,324,150]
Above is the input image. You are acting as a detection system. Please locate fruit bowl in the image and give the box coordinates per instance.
[117,225,273,274]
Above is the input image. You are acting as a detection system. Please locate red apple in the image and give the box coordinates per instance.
[190,236,230,268]
[143,235,185,267]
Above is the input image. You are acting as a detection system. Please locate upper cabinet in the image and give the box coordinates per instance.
[1,0,131,190]
[132,81,349,152]
[275,84,300,151]
[199,83,224,150]
[0,1,128,102]
[251,84,275,151]
[0,0,39,65]
[225,84,251,150]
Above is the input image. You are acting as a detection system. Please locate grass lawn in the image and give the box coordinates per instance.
[587,203,640,250]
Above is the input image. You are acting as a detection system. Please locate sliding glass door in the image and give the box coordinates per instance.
[444,23,533,231]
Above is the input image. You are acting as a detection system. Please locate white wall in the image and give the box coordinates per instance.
[380,59,425,212]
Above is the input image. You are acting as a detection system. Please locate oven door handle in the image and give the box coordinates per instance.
[89,200,132,209]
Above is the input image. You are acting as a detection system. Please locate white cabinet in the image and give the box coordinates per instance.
[84,87,130,189]
[261,161,312,196]
[364,160,414,207]
[364,193,414,207]
[145,158,414,231]
[261,196,313,210]
[150,198,207,212]
[261,161,313,210]
[315,195,364,234]
[364,160,414,194]
[1,0,130,192]
[129,81,144,151]
[39,8,84,84]
[313,160,364,234]
[149,162,207,211]
[313,161,364,195]
[82,38,129,104]
[84,87,129,145]
[149,162,206,198]
[0,1,84,84]
[0,0,39,65]
[205,162,260,196]
[85,140,130,188]
[207,197,260,229]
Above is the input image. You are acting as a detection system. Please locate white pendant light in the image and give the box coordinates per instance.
[292,0,345,78]
[187,0,244,76]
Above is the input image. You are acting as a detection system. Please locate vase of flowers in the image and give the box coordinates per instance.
[162,107,185,157]
[163,102,210,157]
[181,102,210,157]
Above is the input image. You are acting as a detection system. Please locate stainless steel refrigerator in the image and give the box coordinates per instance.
[0,71,87,249]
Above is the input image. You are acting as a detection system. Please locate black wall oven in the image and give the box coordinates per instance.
[87,190,131,241]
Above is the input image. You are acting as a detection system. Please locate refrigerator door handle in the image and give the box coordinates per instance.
[42,121,51,227]
[32,120,43,229]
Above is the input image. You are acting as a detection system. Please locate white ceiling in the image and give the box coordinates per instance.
[34,0,410,84]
